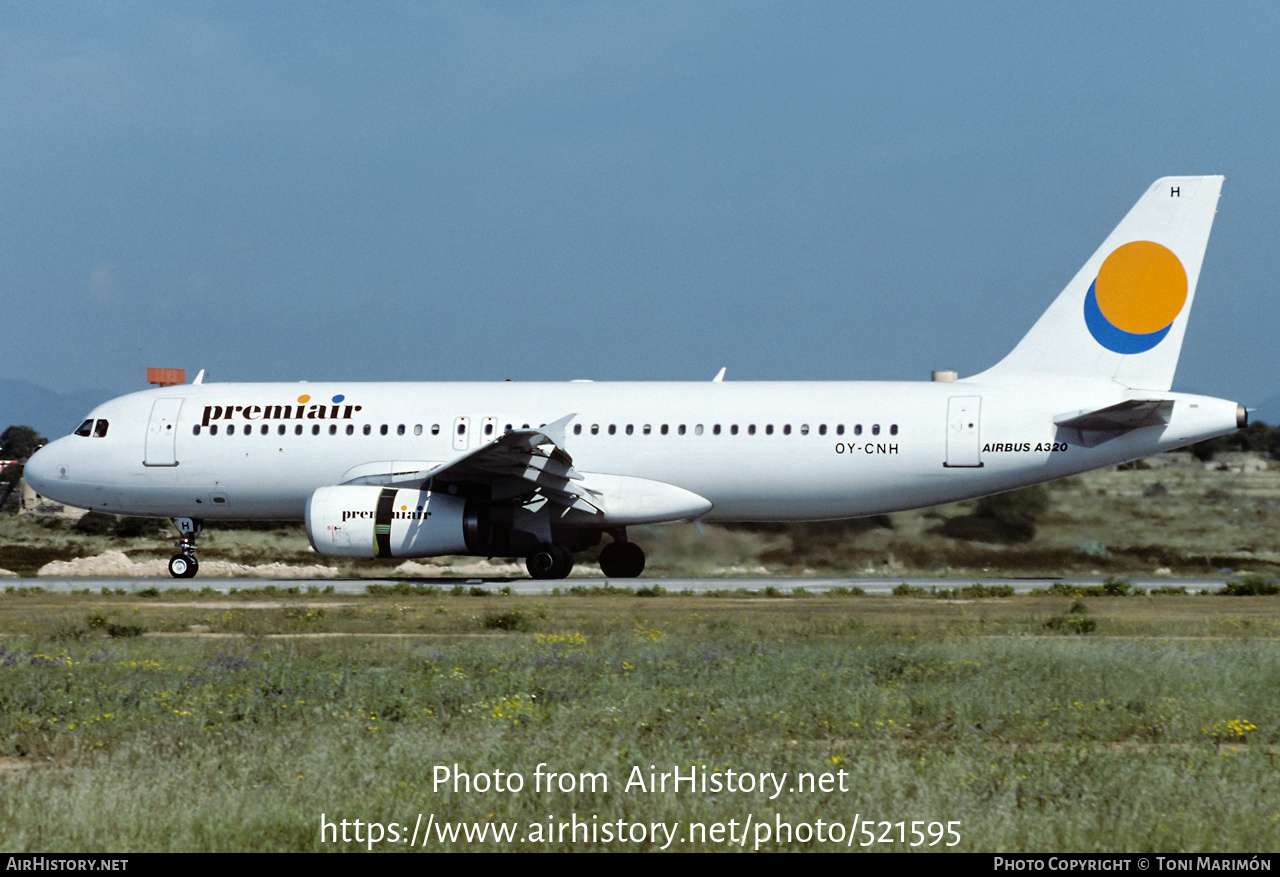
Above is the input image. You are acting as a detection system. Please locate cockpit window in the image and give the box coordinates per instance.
[93,419,109,438]
[74,419,93,437]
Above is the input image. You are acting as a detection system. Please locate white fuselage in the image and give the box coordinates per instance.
[25,378,1240,523]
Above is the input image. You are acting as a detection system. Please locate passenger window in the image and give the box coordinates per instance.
[574,424,582,435]
[695,424,704,436]
[626,425,634,435]
[890,424,898,435]
[748,424,756,435]
[415,425,424,436]
[433,424,441,435]
[312,425,321,435]
[398,424,406,436]
[784,424,792,435]
[713,424,721,435]
[800,424,810,436]
[643,424,651,435]
[661,424,669,435]
[295,425,303,436]
[854,424,862,436]
[380,425,388,436]
[608,425,616,435]
[329,425,337,435]
[94,420,109,438]
[730,425,739,435]
[818,424,827,436]
[678,424,686,435]
[766,424,774,435]
[279,424,287,436]
[591,424,599,435]
[192,425,201,436]
[210,425,219,436]
[363,424,371,436]
[482,423,491,436]
[74,419,94,437]
[872,424,880,436]
[228,424,236,436]
[837,424,845,436]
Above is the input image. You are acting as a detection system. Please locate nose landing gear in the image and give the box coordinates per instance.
[168,517,202,578]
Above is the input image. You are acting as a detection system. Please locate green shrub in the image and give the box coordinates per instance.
[481,609,529,631]
[1102,577,1133,596]
[73,512,118,536]
[958,583,1015,598]
[1044,615,1097,634]
[1221,575,1280,596]
[826,586,866,597]
[937,485,1051,544]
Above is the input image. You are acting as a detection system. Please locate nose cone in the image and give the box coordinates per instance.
[23,442,62,500]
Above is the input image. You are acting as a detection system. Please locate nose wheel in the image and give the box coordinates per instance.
[169,517,203,579]
[168,554,199,578]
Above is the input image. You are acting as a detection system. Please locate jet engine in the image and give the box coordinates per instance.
[305,485,482,559]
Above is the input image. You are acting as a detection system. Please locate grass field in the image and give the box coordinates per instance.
[4,451,1277,579]
[1,588,1278,852]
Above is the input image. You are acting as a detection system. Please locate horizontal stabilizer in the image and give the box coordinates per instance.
[1054,399,1174,448]
[1054,399,1174,432]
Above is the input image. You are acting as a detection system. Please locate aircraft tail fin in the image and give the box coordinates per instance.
[972,175,1223,391]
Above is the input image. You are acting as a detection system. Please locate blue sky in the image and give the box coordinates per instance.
[3,2,1278,413]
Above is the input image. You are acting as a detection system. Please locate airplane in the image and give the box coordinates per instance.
[24,176,1245,580]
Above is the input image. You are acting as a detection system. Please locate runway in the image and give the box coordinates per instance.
[13,575,1232,596]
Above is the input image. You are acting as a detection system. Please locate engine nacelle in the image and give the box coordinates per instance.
[306,486,479,559]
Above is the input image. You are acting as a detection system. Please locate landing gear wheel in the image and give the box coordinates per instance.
[551,543,574,577]
[526,542,574,580]
[169,517,203,579]
[599,541,645,578]
[169,554,199,579]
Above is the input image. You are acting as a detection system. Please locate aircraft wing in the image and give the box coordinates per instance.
[340,414,606,514]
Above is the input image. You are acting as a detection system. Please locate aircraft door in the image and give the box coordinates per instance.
[945,396,983,468]
[452,416,470,451]
[480,417,497,445]
[144,398,183,467]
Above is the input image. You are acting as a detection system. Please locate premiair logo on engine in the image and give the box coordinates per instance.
[201,394,362,427]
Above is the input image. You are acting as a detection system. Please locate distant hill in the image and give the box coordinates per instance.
[0,379,117,441]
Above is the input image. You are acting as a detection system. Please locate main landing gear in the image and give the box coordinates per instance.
[524,538,646,580]
[169,517,202,579]
[526,543,574,580]
[598,540,645,579]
